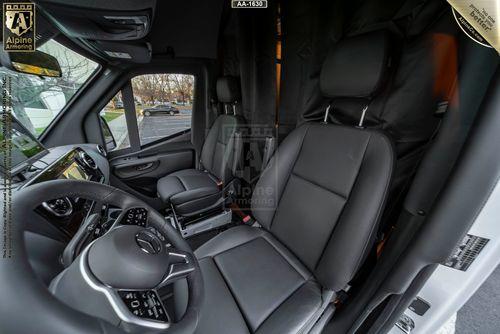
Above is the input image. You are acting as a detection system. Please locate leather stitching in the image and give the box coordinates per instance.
[291,172,347,200]
[175,175,188,191]
[199,229,311,280]
[351,131,395,274]
[254,281,311,333]
[269,125,311,229]
[213,236,312,332]
[175,192,221,209]
[313,131,371,277]
[262,237,312,281]
[210,258,253,333]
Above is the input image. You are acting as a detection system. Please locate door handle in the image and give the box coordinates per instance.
[135,162,154,171]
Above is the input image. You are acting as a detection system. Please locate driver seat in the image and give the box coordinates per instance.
[175,30,395,333]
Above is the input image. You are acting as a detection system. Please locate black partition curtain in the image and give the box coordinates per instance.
[220,0,348,139]
[221,3,277,129]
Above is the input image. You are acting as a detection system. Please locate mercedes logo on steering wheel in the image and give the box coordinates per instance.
[135,231,162,254]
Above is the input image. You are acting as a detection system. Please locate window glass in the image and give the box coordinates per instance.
[99,91,130,150]
[131,74,194,146]
[0,39,99,137]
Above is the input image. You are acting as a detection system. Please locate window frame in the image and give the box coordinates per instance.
[33,38,103,140]
[101,72,197,155]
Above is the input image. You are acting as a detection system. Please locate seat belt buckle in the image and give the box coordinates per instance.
[242,215,255,226]
[216,180,224,190]
[333,289,349,309]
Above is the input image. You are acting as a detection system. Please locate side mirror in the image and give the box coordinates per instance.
[100,116,117,151]
[0,49,62,77]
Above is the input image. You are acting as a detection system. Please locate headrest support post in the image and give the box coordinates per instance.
[357,104,369,128]
[323,104,332,124]
[232,103,236,115]
[224,104,229,115]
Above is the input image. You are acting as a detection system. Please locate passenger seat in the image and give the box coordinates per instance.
[174,30,396,334]
[157,76,245,216]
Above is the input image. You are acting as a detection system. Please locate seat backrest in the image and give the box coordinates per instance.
[302,5,462,230]
[200,76,245,183]
[251,31,395,291]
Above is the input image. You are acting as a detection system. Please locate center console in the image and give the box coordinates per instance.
[169,209,233,238]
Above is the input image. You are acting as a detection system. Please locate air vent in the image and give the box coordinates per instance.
[43,197,73,217]
[96,144,107,157]
[79,151,97,170]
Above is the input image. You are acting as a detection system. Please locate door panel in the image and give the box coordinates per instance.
[110,142,194,197]
[97,72,201,205]
[112,151,193,180]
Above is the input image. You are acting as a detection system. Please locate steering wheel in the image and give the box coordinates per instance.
[0,180,203,334]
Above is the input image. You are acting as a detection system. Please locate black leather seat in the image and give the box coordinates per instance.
[157,76,245,216]
[175,31,396,333]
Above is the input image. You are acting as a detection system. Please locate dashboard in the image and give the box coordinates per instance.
[10,145,108,238]
[9,143,164,288]
[9,144,109,188]
[10,143,177,323]
[28,149,99,185]
[7,144,117,284]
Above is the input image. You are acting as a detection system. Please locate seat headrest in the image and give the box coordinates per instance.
[216,76,241,103]
[320,30,392,99]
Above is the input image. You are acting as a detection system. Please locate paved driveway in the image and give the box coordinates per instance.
[107,110,191,148]
[139,112,191,145]
[439,265,500,334]
[456,265,500,333]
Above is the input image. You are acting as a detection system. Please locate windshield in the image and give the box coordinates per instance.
[0,39,99,137]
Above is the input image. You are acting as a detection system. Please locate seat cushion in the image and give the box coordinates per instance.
[174,226,324,334]
[157,169,222,215]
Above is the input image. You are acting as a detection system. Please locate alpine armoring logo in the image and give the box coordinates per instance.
[3,2,35,52]
[447,0,499,54]
[452,8,492,49]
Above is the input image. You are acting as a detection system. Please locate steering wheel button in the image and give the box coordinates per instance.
[118,290,168,322]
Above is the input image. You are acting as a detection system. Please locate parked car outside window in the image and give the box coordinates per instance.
[142,104,180,116]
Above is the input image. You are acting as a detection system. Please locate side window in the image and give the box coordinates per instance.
[131,74,194,146]
[99,91,130,151]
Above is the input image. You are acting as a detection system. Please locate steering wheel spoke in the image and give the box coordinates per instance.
[77,244,171,329]
[158,249,196,287]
